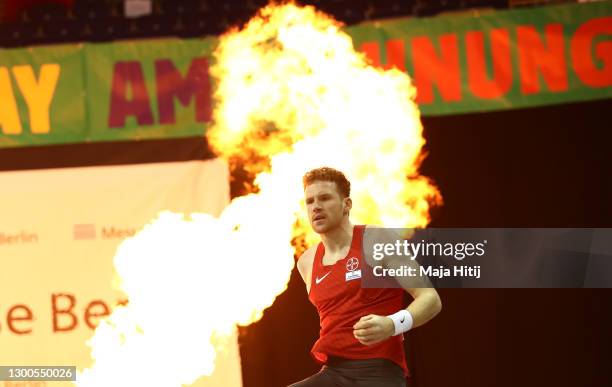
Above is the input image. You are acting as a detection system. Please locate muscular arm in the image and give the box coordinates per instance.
[404,286,442,328]
[380,235,442,328]
[354,227,442,345]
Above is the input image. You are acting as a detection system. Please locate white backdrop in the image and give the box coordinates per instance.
[0,159,242,387]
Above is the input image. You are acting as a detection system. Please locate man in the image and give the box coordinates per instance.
[289,167,442,387]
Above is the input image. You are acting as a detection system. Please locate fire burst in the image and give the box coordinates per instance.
[77,3,440,387]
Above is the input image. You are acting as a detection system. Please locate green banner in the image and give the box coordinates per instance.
[85,39,215,143]
[0,1,610,148]
[0,45,86,147]
[348,1,612,116]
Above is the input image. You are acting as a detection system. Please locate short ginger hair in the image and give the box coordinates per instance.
[302,167,351,198]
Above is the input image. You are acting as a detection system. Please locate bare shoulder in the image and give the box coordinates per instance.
[296,245,317,283]
[297,245,317,272]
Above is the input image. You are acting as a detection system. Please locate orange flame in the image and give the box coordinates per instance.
[209,2,441,243]
[77,2,440,386]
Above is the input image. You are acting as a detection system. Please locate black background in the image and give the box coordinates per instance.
[238,99,612,387]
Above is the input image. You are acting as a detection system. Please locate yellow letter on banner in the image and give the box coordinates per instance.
[12,64,60,134]
[0,67,23,135]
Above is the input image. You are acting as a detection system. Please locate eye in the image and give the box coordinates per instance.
[306,198,314,204]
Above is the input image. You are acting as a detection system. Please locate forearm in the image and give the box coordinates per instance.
[406,288,442,328]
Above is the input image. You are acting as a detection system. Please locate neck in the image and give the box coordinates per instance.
[319,218,353,254]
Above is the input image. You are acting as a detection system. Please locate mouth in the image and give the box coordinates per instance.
[313,214,326,222]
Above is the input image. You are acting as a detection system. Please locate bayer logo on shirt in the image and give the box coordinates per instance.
[345,257,362,282]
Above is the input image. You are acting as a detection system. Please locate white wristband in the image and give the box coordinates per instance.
[388,309,413,336]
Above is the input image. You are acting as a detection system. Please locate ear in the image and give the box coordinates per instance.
[343,197,352,215]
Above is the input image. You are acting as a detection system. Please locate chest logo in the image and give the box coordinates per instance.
[315,272,331,284]
[345,269,362,282]
[346,257,359,272]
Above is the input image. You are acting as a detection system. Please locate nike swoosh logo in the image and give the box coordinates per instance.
[315,272,331,284]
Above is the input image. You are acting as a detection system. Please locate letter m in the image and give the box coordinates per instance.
[155,58,211,124]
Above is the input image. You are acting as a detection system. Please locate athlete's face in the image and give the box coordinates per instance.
[304,181,351,234]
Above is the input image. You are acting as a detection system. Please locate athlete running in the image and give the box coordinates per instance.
[289,167,442,387]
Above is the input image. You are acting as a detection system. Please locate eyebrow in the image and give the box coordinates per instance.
[306,192,332,200]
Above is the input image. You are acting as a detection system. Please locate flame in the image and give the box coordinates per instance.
[77,2,440,386]
[209,2,441,243]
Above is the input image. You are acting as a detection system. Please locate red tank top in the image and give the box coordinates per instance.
[308,225,408,375]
